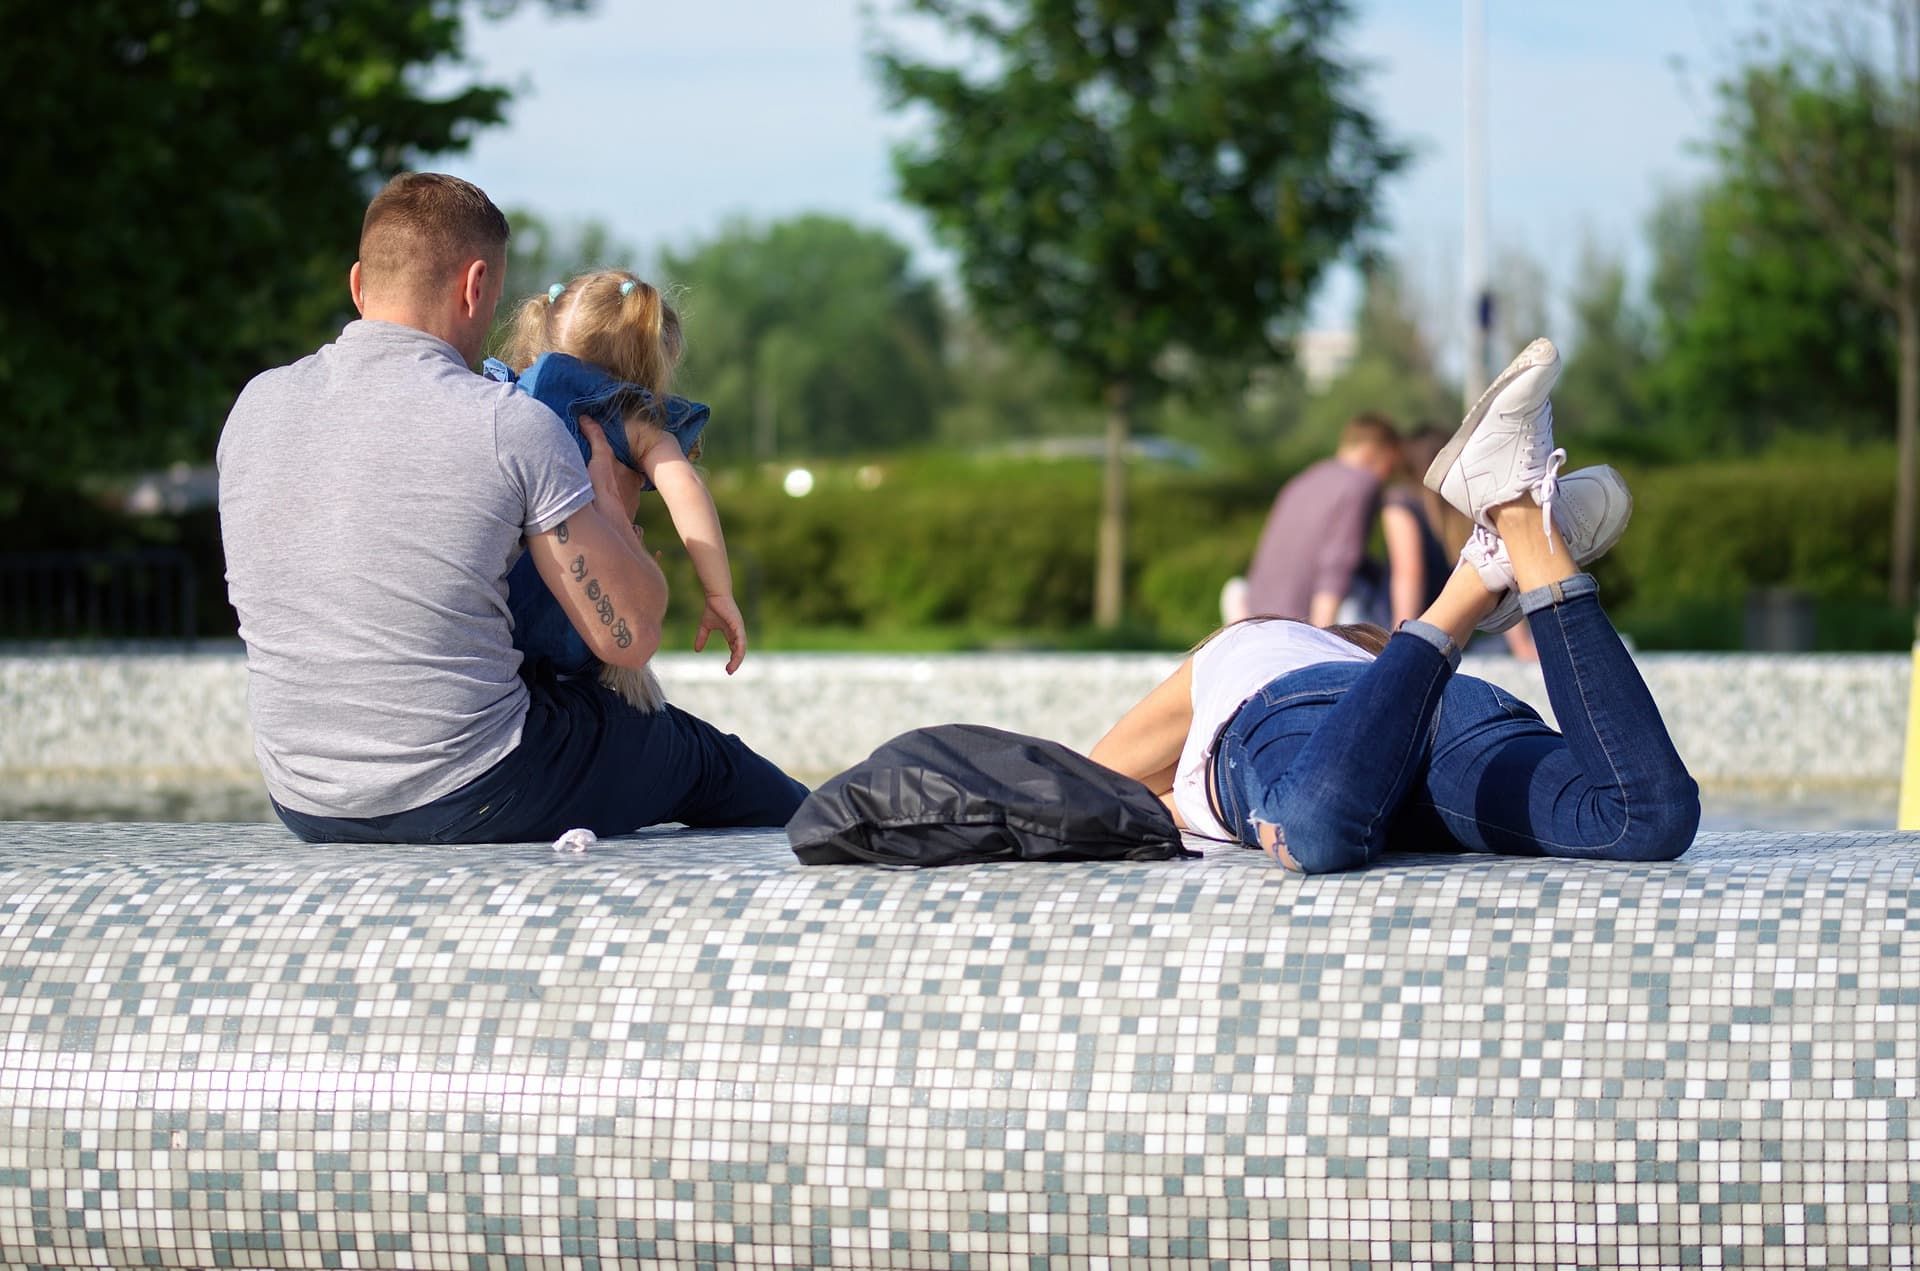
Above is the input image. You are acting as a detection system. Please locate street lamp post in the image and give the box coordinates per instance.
[1463,0,1491,408]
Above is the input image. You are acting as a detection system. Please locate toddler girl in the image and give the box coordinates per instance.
[485,270,746,712]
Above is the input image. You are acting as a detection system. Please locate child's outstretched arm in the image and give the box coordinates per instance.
[637,428,747,674]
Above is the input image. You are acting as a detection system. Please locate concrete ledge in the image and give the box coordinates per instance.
[1,649,1909,792]
[0,823,1914,1266]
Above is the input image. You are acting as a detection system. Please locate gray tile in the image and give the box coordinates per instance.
[0,823,1912,1267]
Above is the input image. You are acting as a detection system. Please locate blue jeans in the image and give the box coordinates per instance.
[1211,574,1699,873]
[273,665,808,844]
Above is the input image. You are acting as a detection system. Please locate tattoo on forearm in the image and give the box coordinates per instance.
[566,551,632,644]
[555,520,570,544]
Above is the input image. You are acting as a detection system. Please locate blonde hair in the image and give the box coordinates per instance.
[501,270,689,447]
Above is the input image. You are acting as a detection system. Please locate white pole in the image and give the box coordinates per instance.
[1463,0,1489,410]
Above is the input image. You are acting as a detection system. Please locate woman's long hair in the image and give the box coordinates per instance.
[1191,617,1389,658]
[1400,424,1471,556]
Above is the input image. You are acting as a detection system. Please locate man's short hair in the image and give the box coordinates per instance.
[1339,412,1401,452]
[357,172,510,298]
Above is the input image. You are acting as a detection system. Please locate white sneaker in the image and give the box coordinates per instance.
[1426,338,1567,542]
[1461,465,1634,633]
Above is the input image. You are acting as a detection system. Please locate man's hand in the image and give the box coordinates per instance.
[580,417,644,523]
[695,593,748,674]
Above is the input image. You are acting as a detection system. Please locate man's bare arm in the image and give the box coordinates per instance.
[525,510,667,668]
[523,415,668,668]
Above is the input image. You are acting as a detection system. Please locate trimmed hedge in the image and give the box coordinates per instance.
[11,444,1900,650]
[635,444,1907,650]
[1599,449,1894,605]
[637,459,1277,644]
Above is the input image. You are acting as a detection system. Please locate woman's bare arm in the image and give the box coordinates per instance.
[1089,658,1196,819]
[1381,502,1427,627]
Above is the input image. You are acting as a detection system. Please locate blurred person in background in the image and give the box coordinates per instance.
[1241,414,1402,626]
[1378,425,1456,626]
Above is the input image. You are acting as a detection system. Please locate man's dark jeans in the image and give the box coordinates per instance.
[274,666,807,843]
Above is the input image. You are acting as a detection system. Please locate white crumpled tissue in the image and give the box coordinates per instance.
[551,828,597,854]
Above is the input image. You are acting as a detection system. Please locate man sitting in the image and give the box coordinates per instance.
[218,172,805,843]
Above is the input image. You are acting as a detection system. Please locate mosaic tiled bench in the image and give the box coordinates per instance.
[2,650,1908,797]
[0,823,1915,1268]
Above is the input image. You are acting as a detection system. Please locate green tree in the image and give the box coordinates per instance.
[502,211,637,301]
[0,0,588,522]
[874,0,1402,626]
[1649,67,1895,455]
[1554,244,1655,443]
[1671,0,1920,604]
[659,216,947,460]
[936,312,1104,446]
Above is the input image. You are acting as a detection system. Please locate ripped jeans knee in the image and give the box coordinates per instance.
[1247,793,1373,875]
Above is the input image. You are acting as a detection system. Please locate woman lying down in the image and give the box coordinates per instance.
[1090,339,1698,874]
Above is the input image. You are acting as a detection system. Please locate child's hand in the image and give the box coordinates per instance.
[695,593,748,674]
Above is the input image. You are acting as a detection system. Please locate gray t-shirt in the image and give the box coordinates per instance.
[217,320,594,817]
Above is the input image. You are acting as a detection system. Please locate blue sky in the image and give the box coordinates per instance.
[434,0,1767,359]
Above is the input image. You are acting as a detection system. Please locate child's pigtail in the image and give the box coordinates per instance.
[499,293,555,372]
[612,276,682,425]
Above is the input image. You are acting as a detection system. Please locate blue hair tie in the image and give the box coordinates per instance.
[619,280,636,296]
[546,283,565,303]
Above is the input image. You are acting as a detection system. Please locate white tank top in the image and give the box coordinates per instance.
[1172,621,1376,841]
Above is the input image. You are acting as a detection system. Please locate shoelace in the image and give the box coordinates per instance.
[1530,447,1568,552]
[1503,396,1567,551]
[1465,524,1503,568]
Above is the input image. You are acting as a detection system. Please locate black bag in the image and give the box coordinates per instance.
[787,724,1197,867]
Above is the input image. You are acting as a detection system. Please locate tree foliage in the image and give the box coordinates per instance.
[1553,245,1656,445]
[878,0,1399,394]
[659,216,947,459]
[1650,62,1897,451]
[1304,263,1453,445]
[874,0,1402,621]
[0,0,588,519]
[501,211,637,303]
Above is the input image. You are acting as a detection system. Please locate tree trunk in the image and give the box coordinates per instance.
[1094,380,1132,628]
